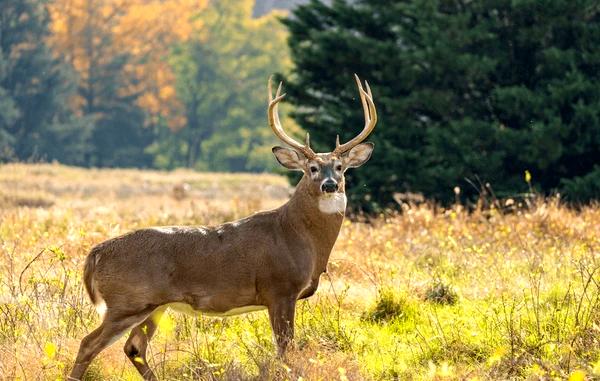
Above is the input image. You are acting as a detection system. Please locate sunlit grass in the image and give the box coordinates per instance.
[0,163,599,380]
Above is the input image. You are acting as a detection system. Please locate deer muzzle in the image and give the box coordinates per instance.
[321,179,338,193]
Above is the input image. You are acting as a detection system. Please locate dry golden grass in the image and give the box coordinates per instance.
[0,163,599,380]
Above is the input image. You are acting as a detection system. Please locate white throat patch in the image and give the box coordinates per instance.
[318,193,347,214]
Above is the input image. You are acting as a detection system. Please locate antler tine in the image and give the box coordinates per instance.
[363,86,377,122]
[267,77,316,159]
[334,75,378,154]
[354,73,370,122]
[365,80,374,118]
[365,79,373,99]
[272,80,284,129]
[268,76,283,101]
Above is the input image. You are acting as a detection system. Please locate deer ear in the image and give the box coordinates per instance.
[343,142,374,168]
[272,147,305,171]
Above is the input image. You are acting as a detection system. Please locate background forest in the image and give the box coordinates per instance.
[1,0,599,208]
[1,0,293,173]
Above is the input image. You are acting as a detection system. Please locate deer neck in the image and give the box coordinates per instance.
[280,175,345,262]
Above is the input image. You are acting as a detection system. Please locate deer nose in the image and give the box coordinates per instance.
[321,180,338,193]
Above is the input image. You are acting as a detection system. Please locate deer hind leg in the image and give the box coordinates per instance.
[268,296,297,358]
[68,310,153,380]
[123,309,164,381]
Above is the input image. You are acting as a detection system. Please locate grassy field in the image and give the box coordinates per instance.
[1,163,599,380]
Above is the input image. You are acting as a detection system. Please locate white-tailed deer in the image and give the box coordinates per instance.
[69,75,377,380]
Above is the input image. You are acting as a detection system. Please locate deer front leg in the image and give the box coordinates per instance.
[268,296,297,357]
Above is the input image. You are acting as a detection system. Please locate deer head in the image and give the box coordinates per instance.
[268,75,377,212]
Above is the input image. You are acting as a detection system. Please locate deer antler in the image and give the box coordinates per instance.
[268,77,316,159]
[333,74,377,155]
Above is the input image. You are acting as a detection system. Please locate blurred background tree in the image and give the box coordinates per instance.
[47,0,209,167]
[158,0,291,171]
[0,0,87,164]
[283,0,600,209]
[42,0,292,171]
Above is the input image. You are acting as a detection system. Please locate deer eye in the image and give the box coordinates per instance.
[336,164,342,171]
[310,166,318,173]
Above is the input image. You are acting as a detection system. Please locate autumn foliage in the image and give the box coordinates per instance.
[48,0,207,130]
[1,0,290,170]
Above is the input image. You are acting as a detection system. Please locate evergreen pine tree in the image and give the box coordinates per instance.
[283,0,600,208]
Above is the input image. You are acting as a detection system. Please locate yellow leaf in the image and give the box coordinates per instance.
[530,364,544,376]
[159,85,175,100]
[525,170,532,183]
[438,362,454,377]
[568,370,586,381]
[488,346,507,365]
[134,356,145,365]
[44,342,57,359]
[158,314,175,335]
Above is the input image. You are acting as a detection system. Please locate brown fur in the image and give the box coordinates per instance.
[82,247,98,306]
[69,174,345,380]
